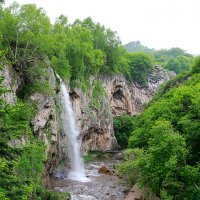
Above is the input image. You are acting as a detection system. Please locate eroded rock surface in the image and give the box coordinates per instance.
[0,65,23,104]
[102,66,175,116]
[30,67,59,188]
[71,66,175,152]
[70,88,117,152]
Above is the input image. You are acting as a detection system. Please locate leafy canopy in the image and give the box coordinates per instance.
[118,61,200,199]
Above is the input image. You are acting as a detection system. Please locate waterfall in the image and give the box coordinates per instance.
[60,80,89,182]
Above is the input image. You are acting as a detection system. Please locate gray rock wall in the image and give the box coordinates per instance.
[70,87,117,152]
[102,66,175,116]
[71,66,175,151]
[0,65,23,104]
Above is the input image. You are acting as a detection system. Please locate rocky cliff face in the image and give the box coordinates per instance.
[1,64,175,183]
[0,65,23,104]
[30,67,59,188]
[102,66,175,116]
[70,87,117,152]
[71,66,175,151]
[1,65,59,188]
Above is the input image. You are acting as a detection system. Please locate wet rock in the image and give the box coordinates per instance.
[134,198,144,200]
[114,152,124,160]
[124,184,144,200]
[98,166,111,175]
[54,156,128,200]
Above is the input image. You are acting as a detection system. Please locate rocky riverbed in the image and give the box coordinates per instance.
[53,153,129,200]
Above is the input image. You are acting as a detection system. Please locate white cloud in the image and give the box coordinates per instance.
[5,0,200,54]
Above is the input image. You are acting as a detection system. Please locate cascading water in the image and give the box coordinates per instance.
[60,79,89,182]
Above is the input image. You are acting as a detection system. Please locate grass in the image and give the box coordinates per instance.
[84,151,112,163]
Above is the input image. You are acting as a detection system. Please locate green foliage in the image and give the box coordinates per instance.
[0,100,35,142]
[0,70,49,199]
[165,55,192,74]
[20,62,53,97]
[47,191,70,200]
[0,3,55,96]
[117,148,142,184]
[0,100,46,199]
[84,153,93,163]
[113,115,135,149]
[128,52,154,85]
[23,81,53,96]
[0,3,52,64]
[118,68,200,199]
[125,42,194,74]
[90,80,107,109]
[1,3,155,99]
[137,121,187,196]
[16,141,45,184]
[151,72,190,103]
[1,3,198,198]
[154,48,193,74]
[0,141,45,200]
[66,18,129,88]
[50,54,70,81]
[84,151,112,163]
[30,187,71,200]
[192,56,200,73]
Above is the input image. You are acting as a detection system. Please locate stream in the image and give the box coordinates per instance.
[56,81,128,199]
[53,153,128,200]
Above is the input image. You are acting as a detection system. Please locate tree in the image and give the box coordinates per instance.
[114,115,135,149]
[0,3,52,65]
[176,55,192,72]
[118,72,200,199]
[165,56,192,74]
[166,57,181,74]
[137,120,187,197]
[192,56,200,73]
[167,47,186,58]
[66,25,94,81]
[128,52,154,85]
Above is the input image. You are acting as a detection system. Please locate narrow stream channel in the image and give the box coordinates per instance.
[53,153,128,200]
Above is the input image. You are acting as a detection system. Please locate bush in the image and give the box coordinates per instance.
[118,72,200,199]
[128,52,154,85]
[192,56,200,74]
[114,115,135,149]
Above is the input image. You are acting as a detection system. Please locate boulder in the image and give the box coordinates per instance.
[98,166,112,175]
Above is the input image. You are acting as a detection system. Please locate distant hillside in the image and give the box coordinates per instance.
[124,41,155,53]
[124,41,194,74]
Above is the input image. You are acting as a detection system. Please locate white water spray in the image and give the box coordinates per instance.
[60,79,89,182]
